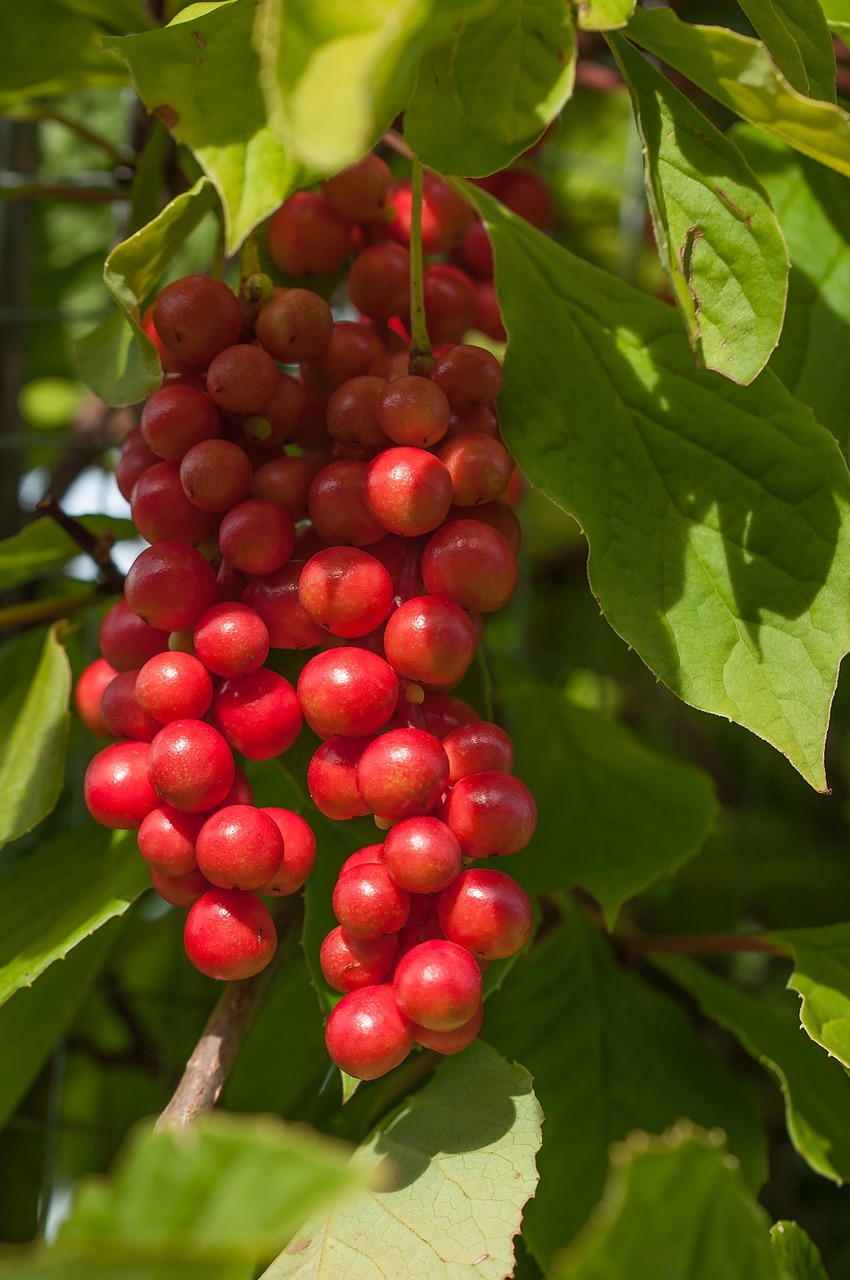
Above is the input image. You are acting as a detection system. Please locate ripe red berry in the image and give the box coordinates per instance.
[195,804,284,890]
[297,648,398,738]
[218,498,297,576]
[125,542,218,632]
[150,865,213,908]
[430,344,503,410]
[383,815,462,894]
[135,651,214,723]
[137,805,204,876]
[375,376,450,448]
[140,383,222,461]
[393,939,482,1031]
[148,719,235,813]
[74,657,117,737]
[131,460,218,545]
[308,459,386,547]
[255,288,334,362]
[242,562,327,650]
[266,191,354,277]
[84,741,159,829]
[180,439,254,513]
[437,868,533,959]
[297,547,394,638]
[100,669,161,742]
[421,518,518,613]
[151,275,242,367]
[412,1004,483,1054]
[320,926,400,993]
[307,736,373,820]
[362,447,453,537]
[333,863,411,939]
[322,154,393,222]
[440,770,536,857]
[355,727,449,821]
[193,603,270,678]
[383,596,478,687]
[211,668,302,760]
[441,721,515,785]
[184,888,277,980]
[255,808,317,895]
[324,984,414,1080]
[99,599,170,673]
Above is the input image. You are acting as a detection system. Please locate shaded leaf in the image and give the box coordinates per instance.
[625,7,850,178]
[0,825,148,1005]
[55,0,155,34]
[405,1,576,175]
[736,0,836,101]
[0,0,127,109]
[656,953,850,1184]
[256,0,488,175]
[74,309,162,408]
[0,921,119,1129]
[105,1,305,253]
[470,185,850,792]
[498,681,717,926]
[549,1126,781,1280]
[0,1258,249,1280]
[733,127,850,453]
[483,910,767,1266]
[0,624,71,850]
[609,35,788,384]
[770,1221,830,1280]
[264,1041,541,1279]
[773,923,850,1069]
[0,515,135,594]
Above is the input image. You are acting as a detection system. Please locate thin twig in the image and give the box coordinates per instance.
[36,496,125,595]
[0,590,102,632]
[16,108,131,167]
[407,159,433,377]
[155,895,304,1131]
[622,932,790,958]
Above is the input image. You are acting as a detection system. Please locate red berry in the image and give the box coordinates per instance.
[442,721,515,785]
[307,736,373,820]
[355,727,449,821]
[99,598,170,672]
[393,939,482,1031]
[383,596,478,687]
[184,888,277,980]
[206,344,279,415]
[148,719,235,813]
[255,808,317,895]
[137,805,204,876]
[421,518,518,613]
[218,498,297,576]
[100,669,161,742]
[412,1004,483,1054]
[255,288,334,362]
[135,651,214,723]
[440,770,536,857]
[437,868,533,959]
[298,547,394,638]
[320,926,400,993]
[266,192,354,277]
[150,865,212,907]
[383,816,462,894]
[324,984,414,1080]
[297,648,398,738]
[195,804,284,890]
[84,741,158,829]
[362,447,453,537]
[193,603,270,678]
[151,275,242,367]
[125,542,218,632]
[140,383,221,461]
[74,657,117,737]
[333,863,411,939]
[211,668,303,760]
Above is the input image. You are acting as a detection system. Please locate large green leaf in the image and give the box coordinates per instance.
[625,7,850,178]
[0,625,71,850]
[56,0,154,32]
[0,921,119,1129]
[736,0,836,101]
[74,309,162,409]
[497,681,717,926]
[549,1126,781,1280]
[471,186,850,792]
[770,1222,830,1280]
[576,0,635,32]
[404,1,576,175]
[656,953,850,1184]
[264,1041,541,1279]
[609,36,788,385]
[0,825,148,1005]
[0,0,128,108]
[483,911,767,1266]
[104,0,305,254]
[255,0,490,175]
[774,923,850,1069]
[0,515,135,594]
[733,127,850,453]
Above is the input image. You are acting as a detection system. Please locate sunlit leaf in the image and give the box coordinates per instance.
[736,0,836,101]
[770,1221,830,1280]
[774,923,850,1070]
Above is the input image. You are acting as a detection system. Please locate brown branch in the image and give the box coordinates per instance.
[0,590,102,632]
[155,895,304,1131]
[622,931,790,958]
[36,497,125,595]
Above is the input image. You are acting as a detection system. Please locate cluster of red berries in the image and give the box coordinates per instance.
[75,149,540,1080]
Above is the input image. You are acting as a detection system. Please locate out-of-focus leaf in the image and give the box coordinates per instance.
[483,911,767,1266]
[576,0,635,31]
[0,0,128,109]
[773,923,850,1069]
[472,185,850,792]
[0,625,71,850]
[499,681,717,926]
[770,1221,830,1279]
[74,309,162,408]
[610,35,788,384]
[549,1126,781,1280]
[0,825,148,1004]
[264,1041,542,1280]
[736,0,836,101]
[105,1,307,252]
[625,7,850,177]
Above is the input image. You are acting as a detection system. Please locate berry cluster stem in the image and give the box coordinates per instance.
[407,159,433,377]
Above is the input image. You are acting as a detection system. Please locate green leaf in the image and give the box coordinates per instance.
[263,1041,541,1279]
[470,185,850,792]
[74,309,162,408]
[405,1,576,175]
[773,923,850,1069]
[498,681,717,927]
[0,921,119,1129]
[736,0,836,101]
[733,127,850,452]
[0,0,128,109]
[56,0,155,33]
[819,0,850,38]
[56,1113,357,1264]
[256,0,488,175]
[548,1126,781,1280]
[483,911,767,1266]
[0,515,135,593]
[656,953,850,1184]
[609,36,789,385]
[0,824,148,1005]
[576,0,635,32]
[104,0,306,253]
[625,7,850,178]
[0,1260,249,1280]
[0,625,71,850]
[770,1221,830,1280]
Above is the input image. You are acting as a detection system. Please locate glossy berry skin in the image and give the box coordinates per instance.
[347,243,410,320]
[100,670,161,742]
[393,939,482,1031]
[99,599,170,673]
[147,719,235,813]
[242,562,326,650]
[437,433,514,507]
[440,770,536,857]
[74,657,117,737]
[437,868,533,959]
[297,648,398,739]
[184,888,277,980]
[193,603,270,677]
[135,652,214,723]
[383,816,462,894]
[218,498,297,577]
[430,344,503,410]
[355,728,449,821]
[150,865,212,908]
[420,693,480,739]
[362,447,453,537]
[421,519,518,613]
[266,192,354,277]
[320,926,400,993]
[326,375,389,449]
[125,541,218,632]
[180,439,253,513]
[322,154,392,221]
[308,459,386,547]
[151,275,242,367]
[84,741,159,829]
[383,596,478,687]
[255,288,333,362]
[206,344,279,415]
[211,668,302,760]
[338,844,385,875]
[412,1004,483,1054]
[130,460,218,546]
[442,721,515,785]
[332,863,411,939]
[139,383,221,461]
[298,547,394,638]
[375,375,450,448]
[195,805,284,890]
[307,736,373,820]
[324,984,414,1080]
[137,805,204,876]
[255,808,317,895]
